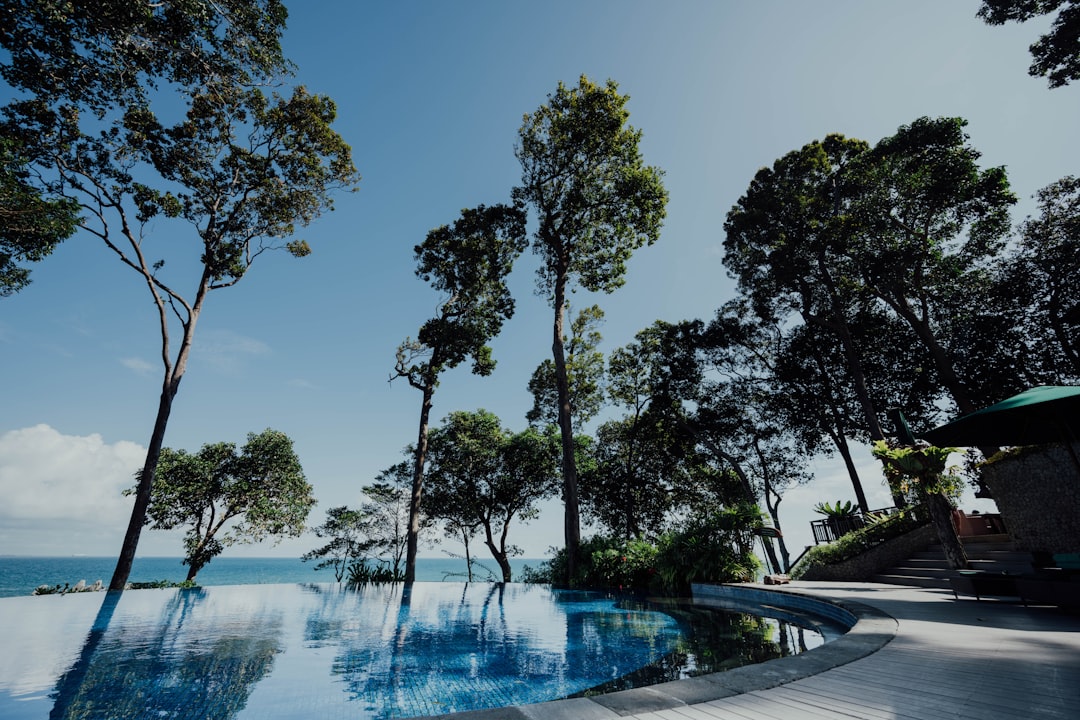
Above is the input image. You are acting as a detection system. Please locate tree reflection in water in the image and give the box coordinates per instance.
[49,588,283,720]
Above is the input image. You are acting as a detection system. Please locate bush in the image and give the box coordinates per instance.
[346,559,404,585]
[790,506,928,579]
[523,504,763,594]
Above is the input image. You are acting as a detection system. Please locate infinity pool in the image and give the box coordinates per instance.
[0,582,834,719]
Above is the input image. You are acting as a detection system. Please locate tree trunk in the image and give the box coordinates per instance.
[404,384,435,584]
[832,430,876,511]
[110,386,176,590]
[924,490,968,570]
[551,277,581,582]
[109,270,206,591]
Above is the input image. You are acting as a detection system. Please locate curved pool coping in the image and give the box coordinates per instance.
[435,582,899,719]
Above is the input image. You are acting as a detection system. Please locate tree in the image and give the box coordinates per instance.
[1008,176,1080,378]
[391,203,527,582]
[977,0,1080,88]
[424,410,560,581]
[514,75,668,580]
[0,2,358,590]
[0,138,78,296]
[302,506,370,582]
[526,304,607,427]
[138,429,315,582]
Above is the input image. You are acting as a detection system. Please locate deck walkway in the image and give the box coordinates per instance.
[451,582,1080,719]
[626,582,1080,720]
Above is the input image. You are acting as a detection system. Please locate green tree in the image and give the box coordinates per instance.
[424,410,560,581]
[302,506,370,582]
[138,429,315,582]
[526,304,607,427]
[1007,176,1080,378]
[1,2,358,590]
[0,138,78,296]
[391,203,527,582]
[977,0,1080,88]
[513,75,668,579]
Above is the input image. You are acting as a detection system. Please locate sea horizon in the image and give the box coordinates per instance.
[0,555,548,598]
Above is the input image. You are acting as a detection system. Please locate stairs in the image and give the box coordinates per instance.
[872,534,1032,589]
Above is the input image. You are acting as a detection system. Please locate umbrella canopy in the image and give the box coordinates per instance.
[921,386,1080,448]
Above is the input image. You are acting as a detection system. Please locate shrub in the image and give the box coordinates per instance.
[790,506,929,579]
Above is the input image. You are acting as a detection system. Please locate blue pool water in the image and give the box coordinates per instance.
[0,582,832,719]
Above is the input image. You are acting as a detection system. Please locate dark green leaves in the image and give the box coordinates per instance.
[514,75,668,296]
[977,1,1080,88]
[142,429,315,578]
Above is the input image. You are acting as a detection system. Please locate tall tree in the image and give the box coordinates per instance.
[391,204,527,582]
[513,76,667,580]
[845,117,1016,420]
[723,134,891,451]
[0,138,78,296]
[138,429,315,582]
[423,410,560,581]
[977,0,1080,88]
[0,1,358,590]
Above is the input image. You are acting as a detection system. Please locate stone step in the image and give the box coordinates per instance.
[871,572,951,589]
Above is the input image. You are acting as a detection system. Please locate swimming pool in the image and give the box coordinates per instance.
[0,582,836,719]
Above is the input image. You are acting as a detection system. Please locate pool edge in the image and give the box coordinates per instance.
[436,582,899,720]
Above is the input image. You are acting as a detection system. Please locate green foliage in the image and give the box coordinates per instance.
[791,507,929,578]
[514,75,668,297]
[127,579,199,591]
[978,0,1080,88]
[346,559,405,586]
[137,429,315,581]
[396,203,528,387]
[302,506,371,582]
[652,505,764,593]
[423,410,560,581]
[0,138,79,296]
[526,304,607,426]
[812,500,859,518]
[871,440,963,498]
[527,505,763,593]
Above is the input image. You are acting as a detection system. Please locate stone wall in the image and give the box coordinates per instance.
[982,442,1080,555]
[797,523,937,582]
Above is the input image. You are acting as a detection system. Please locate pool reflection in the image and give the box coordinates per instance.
[0,582,831,719]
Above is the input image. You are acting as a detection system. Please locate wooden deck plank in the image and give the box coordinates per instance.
[618,582,1080,720]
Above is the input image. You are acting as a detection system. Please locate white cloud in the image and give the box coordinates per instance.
[120,356,156,375]
[0,425,144,526]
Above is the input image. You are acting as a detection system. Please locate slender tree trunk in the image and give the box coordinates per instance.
[110,388,174,590]
[109,267,207,591]
[829,428,877,511]
[551,276,581,582]
[484,523,512,582]
[404,383,435,584]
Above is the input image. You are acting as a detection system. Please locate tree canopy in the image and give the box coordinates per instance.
[977,0,1080,88]
[139,429,315,582]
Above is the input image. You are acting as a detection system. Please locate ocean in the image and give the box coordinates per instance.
[0,556,547,598]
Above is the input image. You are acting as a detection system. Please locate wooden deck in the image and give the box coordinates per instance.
[622,582,1080,720]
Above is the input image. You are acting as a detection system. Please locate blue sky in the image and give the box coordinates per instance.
[2,1,1077,563]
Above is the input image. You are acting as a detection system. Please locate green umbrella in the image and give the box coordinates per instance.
[921,386,1080,448]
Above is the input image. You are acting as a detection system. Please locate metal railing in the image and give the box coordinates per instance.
[810,506,900,544]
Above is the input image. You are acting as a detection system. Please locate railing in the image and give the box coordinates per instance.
[810,506,900,544]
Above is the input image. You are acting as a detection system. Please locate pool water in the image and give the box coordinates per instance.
[0,582,832,719]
